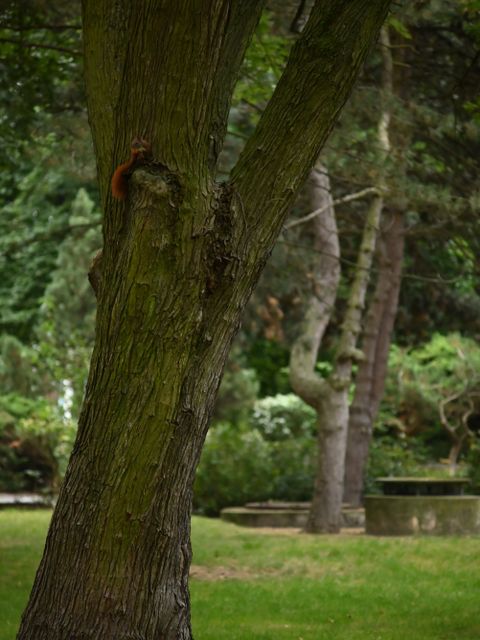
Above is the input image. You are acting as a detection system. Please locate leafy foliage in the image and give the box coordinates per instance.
[0,1,83,181]
[233,12,291,115]
[0,153,73,341]
[251,393,316,441]
[36,188,101,416]
[245,338,291,397]
[194,423,274,516]
[195,394,317,515]
[0,334,75,491]
[213,348,260,425]
[0,393,74,492]
[370,333,480,483]
[365,427,430,494]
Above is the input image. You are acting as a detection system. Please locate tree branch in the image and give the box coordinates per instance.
[0,37,82,57]
[284,186,379,231]
[2,24,82,31]
[279,239,470,284]
[333,24,392,370]
[290,0,309,33]
[231,0,392,253]
[0,222,100,259]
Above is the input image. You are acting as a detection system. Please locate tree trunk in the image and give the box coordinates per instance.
[288,169,383,532]
[304,192,383,533]
[289,162,341,407]
[18,2,391,637]
[292,26,394,533]
[343,210,405,506]
[343,25,410,507]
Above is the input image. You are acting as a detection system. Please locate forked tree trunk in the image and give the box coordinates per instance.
[439,390,475,476]
[17,2,391,637]
[290,26,393,533]
[343,210,405,506]
[289,164,383,532]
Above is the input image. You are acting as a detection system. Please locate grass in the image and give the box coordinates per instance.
[1,510,479,639]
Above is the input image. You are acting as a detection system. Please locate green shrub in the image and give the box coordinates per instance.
[0,393,75,491]
[245,339,291,397]
[269,437,315,501]
[251,393,316,441]
[194,408,317,515]
[466,437,480,493]
[214,366,259,425]
[194,423,274,516]
[18,401,76,480]
[373,333,480,478]
[365,428,430,494]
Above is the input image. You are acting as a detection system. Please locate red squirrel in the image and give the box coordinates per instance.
[111,137,152,200]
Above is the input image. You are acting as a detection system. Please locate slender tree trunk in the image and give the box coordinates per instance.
[343,25,412,507]
[17,2,391,637]
[343,210,405,506]
[448,438,464,473]
[304,192,383,532]
[439,390,475,476]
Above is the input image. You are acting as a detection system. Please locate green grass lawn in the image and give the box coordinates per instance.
[1,510,479,640]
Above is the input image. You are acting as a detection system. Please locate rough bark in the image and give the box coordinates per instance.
[17,2,391,638]
[343,210,406,506]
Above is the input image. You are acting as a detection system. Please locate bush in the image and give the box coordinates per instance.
[251,393,316,441]
[245,339,291,397]
[365,429,429,494]
[269,438,315,502]
[466,437,480,493]
[373,333,480,477]
[213,366,259,425]
[0,393,75,492]
[194,423,274,516]
[194,394,318,515]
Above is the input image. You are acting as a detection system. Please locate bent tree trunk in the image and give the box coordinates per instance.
[17,2,391,638]
[288,162,382,532]
[343,210,405,506]
[289,162,341,530]
[291,26,394,533]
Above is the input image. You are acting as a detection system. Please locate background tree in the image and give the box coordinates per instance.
[343,2,480,504]
[287,25,391,533]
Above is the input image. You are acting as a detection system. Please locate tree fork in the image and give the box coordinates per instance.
[18,1,392,637]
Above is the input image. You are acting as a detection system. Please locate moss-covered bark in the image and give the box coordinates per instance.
[18,1,391,638]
